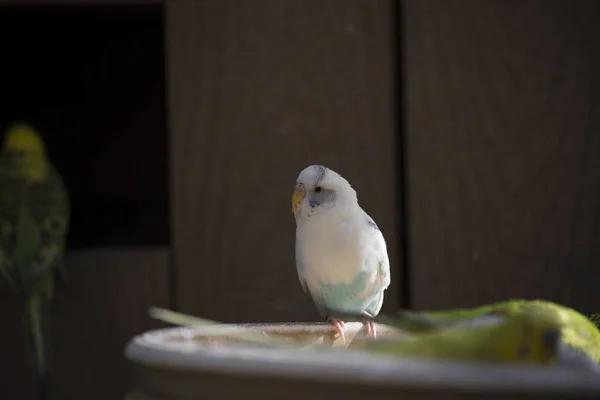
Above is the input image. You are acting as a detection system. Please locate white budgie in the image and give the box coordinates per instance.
[292,165,391,342]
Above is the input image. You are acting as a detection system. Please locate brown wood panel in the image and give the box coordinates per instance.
[0,1,160,4]
[0,248,170,400]
[167,0,400,323]
[403,0,600,314]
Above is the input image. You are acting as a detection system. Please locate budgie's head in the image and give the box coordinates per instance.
[2,122,46,156]
[292,165,358,220]
[1,122,48,181]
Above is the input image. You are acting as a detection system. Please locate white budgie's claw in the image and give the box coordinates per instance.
[327,316,346,344]
[364,320,376,338]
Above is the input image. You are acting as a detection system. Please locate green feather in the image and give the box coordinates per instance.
[372,300,600,366]
[15,203,39,278]
[366,306,562,365]
[13,203,53,390]
[27,294,46,376]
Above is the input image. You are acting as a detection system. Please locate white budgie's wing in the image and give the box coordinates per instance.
[295,238,308,292]
[365,214,391,289]
[378,242,391,289]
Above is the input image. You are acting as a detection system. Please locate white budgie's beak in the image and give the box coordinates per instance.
[292,187,306,213]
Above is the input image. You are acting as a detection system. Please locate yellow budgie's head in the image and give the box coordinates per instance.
[2,122,48,181]
[2,122,46,155]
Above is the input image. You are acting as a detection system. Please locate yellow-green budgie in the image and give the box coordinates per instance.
[367,299,600,368]
[0,122,69,399]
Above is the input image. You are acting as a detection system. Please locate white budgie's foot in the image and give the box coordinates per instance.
[327,317,346,344]
[363,320,376,339]
[359,311,377,339]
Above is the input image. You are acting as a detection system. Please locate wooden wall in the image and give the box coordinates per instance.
[403,0,600,315]
[0,249,170,400]
[167,0,400,323]
[0,0,600,399]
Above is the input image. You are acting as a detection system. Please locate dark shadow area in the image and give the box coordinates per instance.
[0,4,169,249]
[394,0,411,310]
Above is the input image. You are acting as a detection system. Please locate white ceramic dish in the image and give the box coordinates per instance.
[125,322,600,399]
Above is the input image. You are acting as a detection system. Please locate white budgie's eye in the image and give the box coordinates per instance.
[315,186,322,193]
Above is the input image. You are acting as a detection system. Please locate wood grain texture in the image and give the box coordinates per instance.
[403,0,600,313]
[0,248,170,400]
[167,0,400,322]
[0,0,160,4]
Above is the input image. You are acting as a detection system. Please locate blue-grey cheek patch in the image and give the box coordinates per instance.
[309,200,320,208]
[313,188,336,208]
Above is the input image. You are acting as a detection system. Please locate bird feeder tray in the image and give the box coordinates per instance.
[125,322,600,400]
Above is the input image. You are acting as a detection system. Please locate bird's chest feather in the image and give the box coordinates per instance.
[296,218,375,286]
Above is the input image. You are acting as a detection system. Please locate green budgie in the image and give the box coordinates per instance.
[0,122,70,399]
[368,299,600,368]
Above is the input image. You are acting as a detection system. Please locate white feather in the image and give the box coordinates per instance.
[293,165,390,317]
